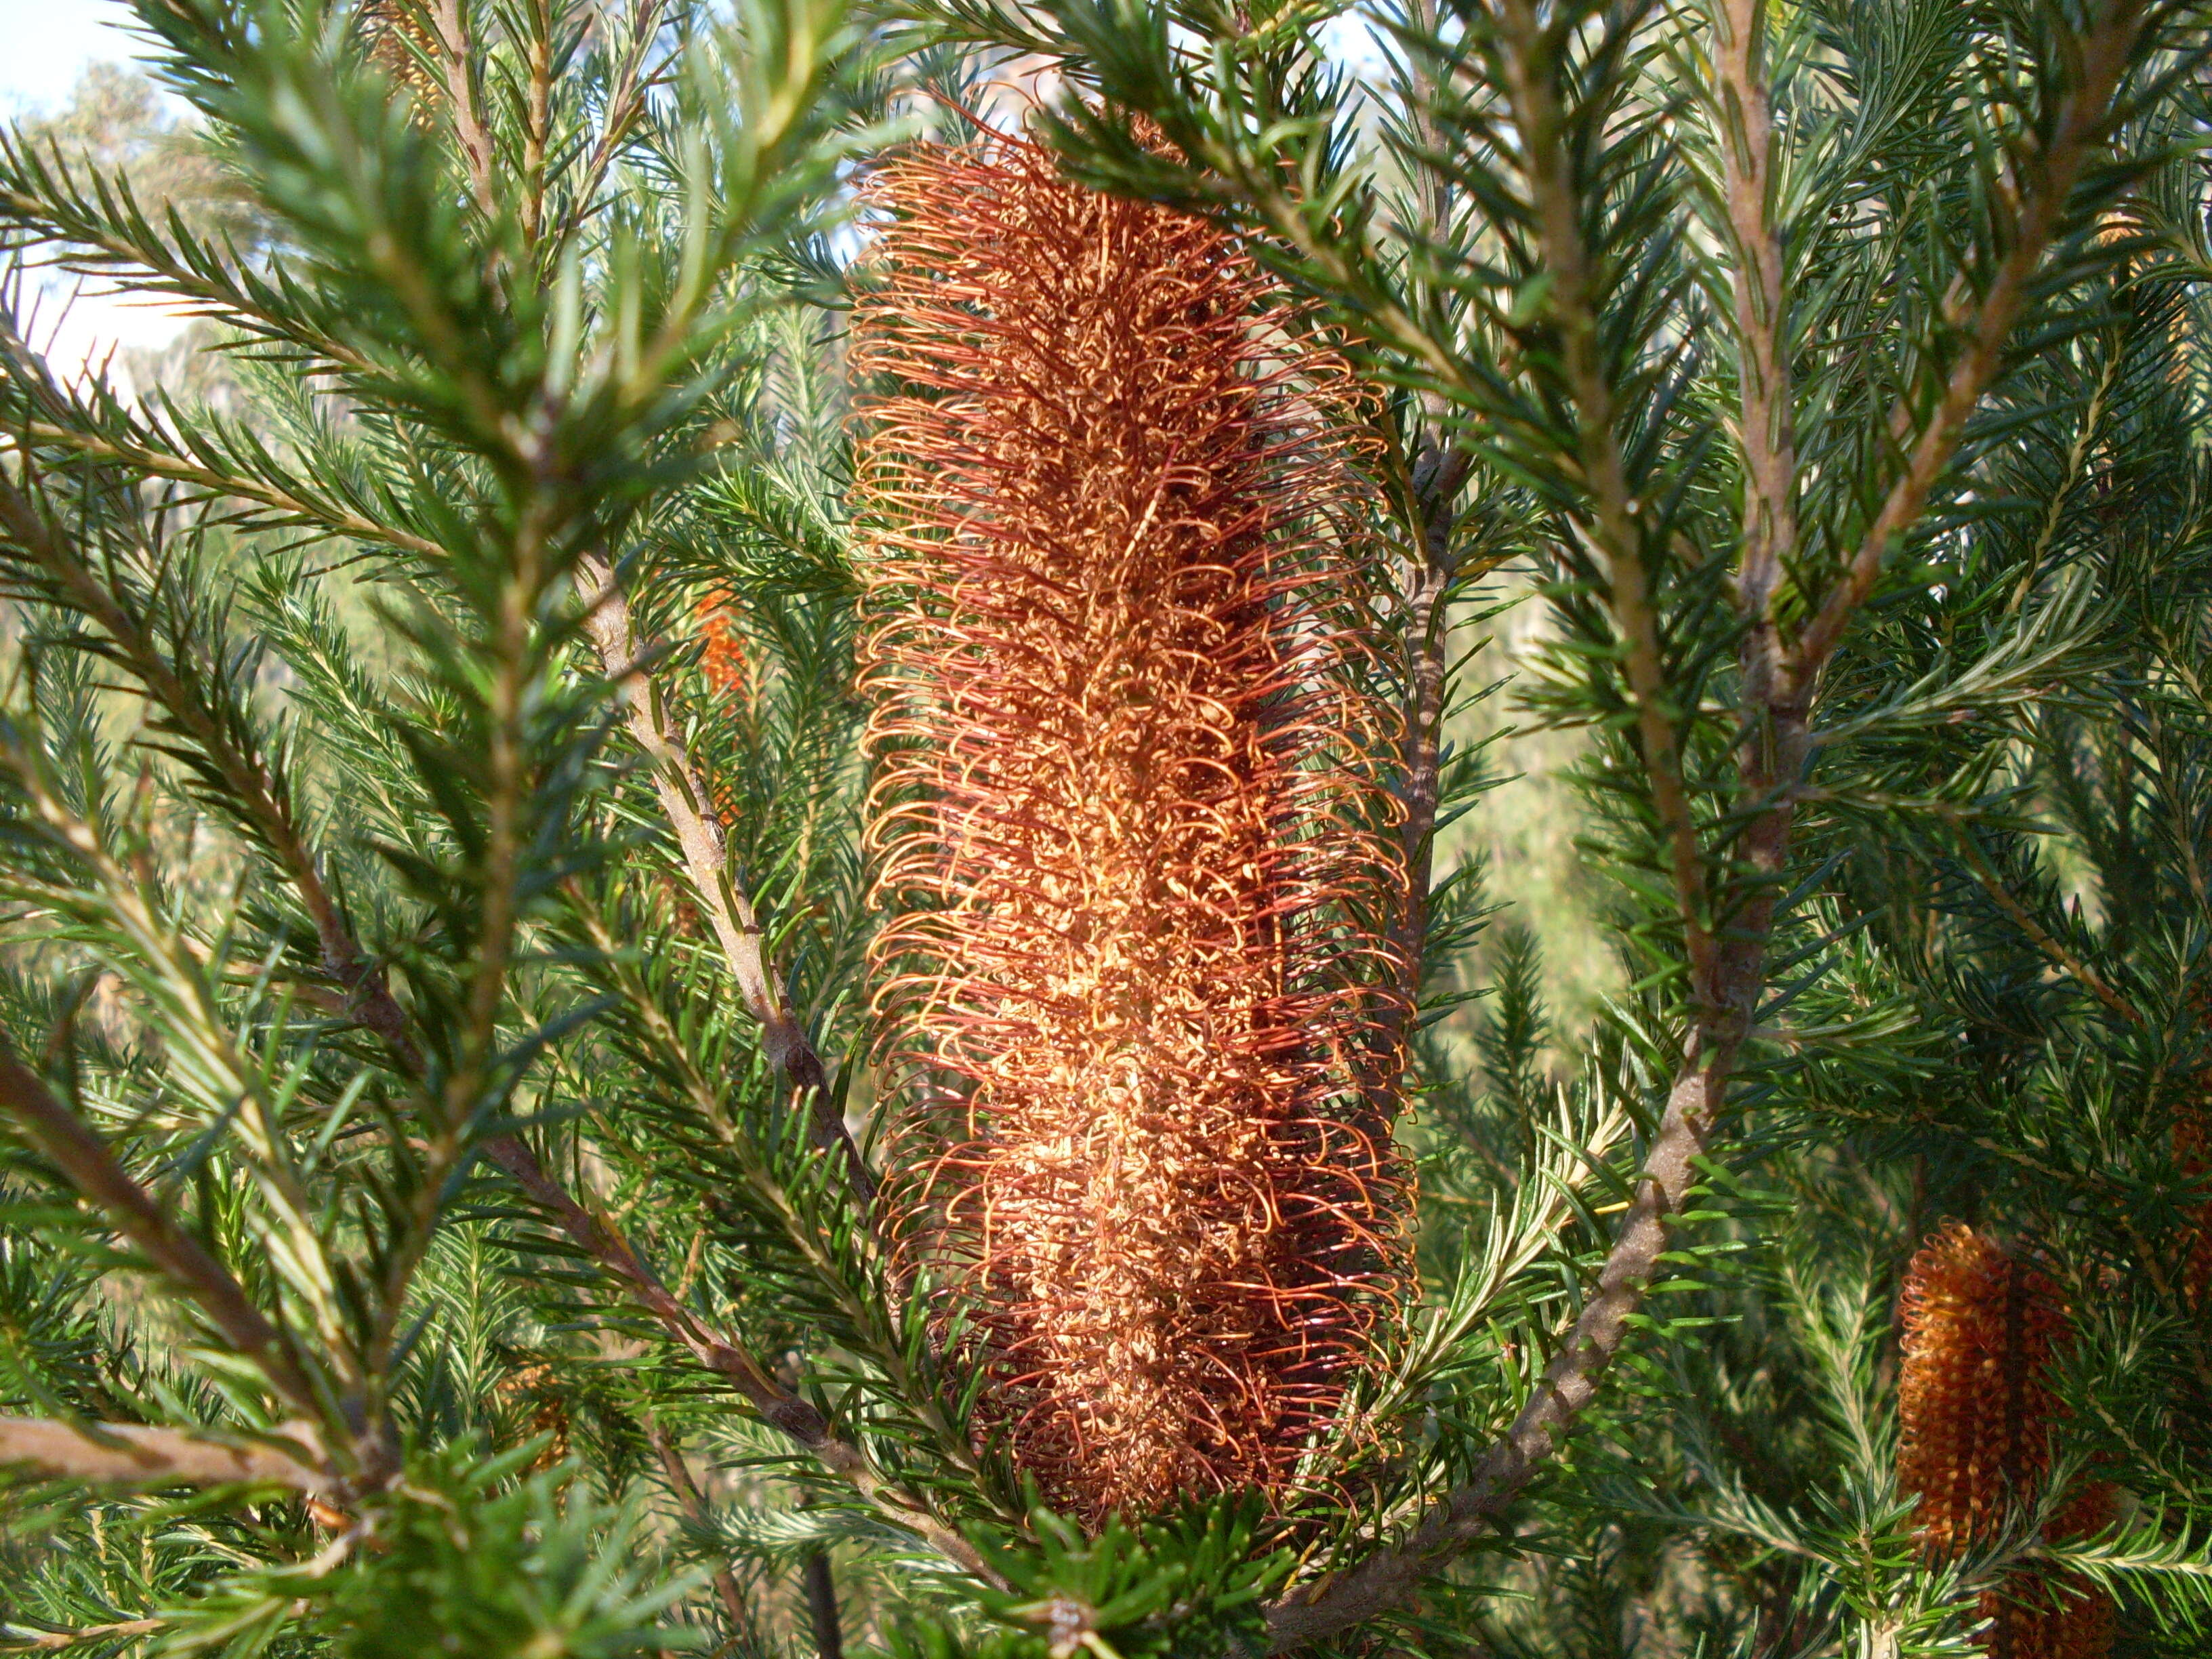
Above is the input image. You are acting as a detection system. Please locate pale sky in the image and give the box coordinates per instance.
[0,0,144,117]
[3,0,196,382]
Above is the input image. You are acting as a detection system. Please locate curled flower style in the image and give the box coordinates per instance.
[852,132,1408,1522]
[1898,1222,2113,1659]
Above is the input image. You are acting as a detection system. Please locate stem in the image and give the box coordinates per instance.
[521,0,552,247]
[1493,0,1716,999]
[0,1416,331,1494]
[1388,434,1471,1006]
[575,554,876,1202]
[1715,0,1797,716]
[558,0,671,245]
[1790,1,2150,683]
[0,329,437,1050]
[428,0,498,213]
[0,1039,324,1421]
[7,1619,166,1651]
[0,186,378,379]
[1956,834,2142,1027]
[649,1421,750,1632]
[7,413,442,561]
[1385,0,1473,1028]
[803,1550,845,1659]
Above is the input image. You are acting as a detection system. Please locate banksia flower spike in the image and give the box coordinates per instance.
[357,0,443,107]
[853,132,1408,1523]
[1898,1222,2114,1659]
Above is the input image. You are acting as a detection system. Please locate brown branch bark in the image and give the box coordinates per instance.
[1492,0,1716,999]
[427,0,498,215]
[803,1550,845,1659]
[1389,433,1471,1002]
[0,1416,331,1494]
[1268,23,1778,1646]
[649,1420,750,1632]
[575,554,876,1202]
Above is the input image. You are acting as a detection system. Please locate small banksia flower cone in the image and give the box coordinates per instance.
[853,133,1407,1521]
[697,590,752,705]
[358,0,443,106]
[1898,1223,2113,1659]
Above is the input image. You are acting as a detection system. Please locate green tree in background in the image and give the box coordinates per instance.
[0,0,2209,1655]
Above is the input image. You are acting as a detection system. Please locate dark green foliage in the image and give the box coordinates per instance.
[1,0,2211,1652]
[889,1499,1292,1659]
[313,1446,705,1659]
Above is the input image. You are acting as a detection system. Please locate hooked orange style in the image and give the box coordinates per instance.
[851,131,1409,1521]
[1898,1223,2112,1659]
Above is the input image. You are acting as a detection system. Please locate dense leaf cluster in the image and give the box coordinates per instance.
[0,0,2207,1654]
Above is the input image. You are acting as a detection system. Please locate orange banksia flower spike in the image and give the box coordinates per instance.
[853,131,1409,1523]
[1898,1223,2114,1659]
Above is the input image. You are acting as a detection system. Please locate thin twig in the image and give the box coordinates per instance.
[1384,0,1473,1027]
[9,412,445,562]
[649,1420,751,1633]
[0,176,380,380]
[5,1618,166,1651]
[1493,0,1716,999]
[427,0,499,214]
[1789,0,2150,684]
[0,326,438,1042]
[803,1550,845,1659]
[520,0,554,246]
[559,0,672,246]
[1388,432,1471,1002]
[1715,0,1797,706]
[1957,834,2142,1027]
[0,1039,324,1420]
[576,554,876,1202]
[0,1416,330,1494]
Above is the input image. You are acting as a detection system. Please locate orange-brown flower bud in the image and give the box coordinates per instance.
[1898,1223,2112,1659]
[853,134,1407,1521]
[697,590,751,705]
